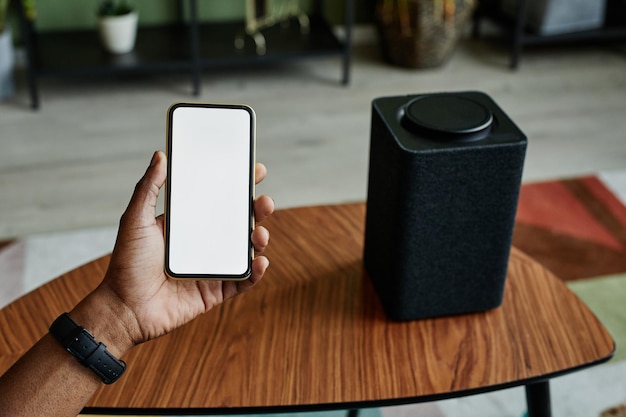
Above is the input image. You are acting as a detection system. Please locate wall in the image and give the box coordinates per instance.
[18,0,372,32]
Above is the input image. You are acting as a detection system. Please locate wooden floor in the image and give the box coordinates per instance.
[1,26,626,239]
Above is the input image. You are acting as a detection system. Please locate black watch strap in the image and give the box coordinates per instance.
[49,313,126,384]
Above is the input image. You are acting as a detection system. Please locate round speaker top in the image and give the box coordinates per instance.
[403,95,493,141]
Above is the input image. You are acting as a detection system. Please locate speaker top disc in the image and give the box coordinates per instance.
[404,95,493,137]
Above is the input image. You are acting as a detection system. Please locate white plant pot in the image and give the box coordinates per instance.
[98,11,138,54]
[0,28,15,101]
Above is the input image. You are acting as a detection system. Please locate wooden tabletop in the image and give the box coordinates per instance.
[0,203,615,414]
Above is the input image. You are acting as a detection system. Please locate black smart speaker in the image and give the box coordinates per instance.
[363,91,527,321]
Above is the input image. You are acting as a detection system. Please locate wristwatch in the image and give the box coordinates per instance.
[49,313,126,384]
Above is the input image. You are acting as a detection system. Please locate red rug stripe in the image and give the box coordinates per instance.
[514,176,626,281]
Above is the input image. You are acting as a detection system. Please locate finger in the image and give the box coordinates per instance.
[238,255,269,292]
[221,255,269,301]
[251,226,270,254]
[121,151,167,228]
[255,163,267,185]
[254,194,275,223]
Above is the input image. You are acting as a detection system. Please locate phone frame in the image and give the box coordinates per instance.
[164,102,256,280]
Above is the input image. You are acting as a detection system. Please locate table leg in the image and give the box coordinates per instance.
[511,0,530,70]
[347,409,360,417]
[525,381,552,417]
[17,2,40,109]
[188,0,201,96]
[341,0,354,86]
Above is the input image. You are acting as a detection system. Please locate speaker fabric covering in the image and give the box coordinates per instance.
[364,91,527,321]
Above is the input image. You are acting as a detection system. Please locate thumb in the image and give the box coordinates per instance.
[121,151,167,228]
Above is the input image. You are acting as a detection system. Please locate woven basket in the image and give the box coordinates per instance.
[376,0,476,69]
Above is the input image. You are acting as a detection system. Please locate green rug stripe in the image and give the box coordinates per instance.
[567,273,626,362]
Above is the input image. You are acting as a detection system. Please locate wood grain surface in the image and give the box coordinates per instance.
[0,203,615,413]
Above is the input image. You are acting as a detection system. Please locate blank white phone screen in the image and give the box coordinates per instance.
[167,105,253,278]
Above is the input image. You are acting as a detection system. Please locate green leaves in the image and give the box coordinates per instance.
[97,0,134,17]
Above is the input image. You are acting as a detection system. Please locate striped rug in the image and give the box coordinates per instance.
[514,175,626,282]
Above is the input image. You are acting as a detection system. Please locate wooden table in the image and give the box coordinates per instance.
[0,203,615,416]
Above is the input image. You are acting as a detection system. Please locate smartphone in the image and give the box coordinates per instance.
[165,103,255,280]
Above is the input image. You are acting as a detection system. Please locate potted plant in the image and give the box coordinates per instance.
[97,0,138,54]
[376,0,476,69]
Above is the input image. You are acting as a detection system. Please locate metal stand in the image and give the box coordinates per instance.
[526,381,552,417]
[16,0,354,109]
[472,0,626,70]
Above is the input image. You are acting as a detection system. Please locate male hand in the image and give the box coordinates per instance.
[72,151,274,356]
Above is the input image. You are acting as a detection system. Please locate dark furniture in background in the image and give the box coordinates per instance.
[473,0,626,69]
[17,0,354,109]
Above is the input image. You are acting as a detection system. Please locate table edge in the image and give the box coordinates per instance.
[82,350,615,415]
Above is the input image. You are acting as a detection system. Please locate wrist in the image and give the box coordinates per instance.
[49,313,127,384]
[69,285,138,358]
